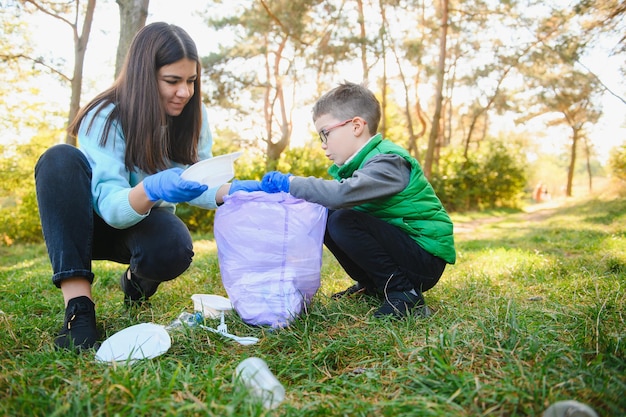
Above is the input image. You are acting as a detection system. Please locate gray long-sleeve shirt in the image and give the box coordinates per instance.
[289,154,411,210]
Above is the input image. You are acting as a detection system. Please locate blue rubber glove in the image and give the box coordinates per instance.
[261,171,292,193]
[143,168,208,203]
[229,180,263,194]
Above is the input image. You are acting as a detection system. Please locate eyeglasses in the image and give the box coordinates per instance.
[318,119,353,144]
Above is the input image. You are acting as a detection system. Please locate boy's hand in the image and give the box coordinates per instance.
[229,180,262,194]
[261,171,292,193]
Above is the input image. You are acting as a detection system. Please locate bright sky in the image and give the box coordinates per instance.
[24,0,626,162]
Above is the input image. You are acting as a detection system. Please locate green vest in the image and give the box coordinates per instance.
[328,134,456,264]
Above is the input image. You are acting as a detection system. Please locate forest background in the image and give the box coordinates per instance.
[0,0,625,245]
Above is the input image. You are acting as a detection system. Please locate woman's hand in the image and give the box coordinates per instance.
[142,168,208,203]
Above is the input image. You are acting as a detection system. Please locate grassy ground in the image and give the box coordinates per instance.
[1,186,625,416]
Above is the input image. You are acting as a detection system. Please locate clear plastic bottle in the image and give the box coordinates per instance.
[234,357,285,409]
[165,312,203,330]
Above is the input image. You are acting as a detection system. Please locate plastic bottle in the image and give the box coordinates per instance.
[234,357,285,409]
[165,312,203,330]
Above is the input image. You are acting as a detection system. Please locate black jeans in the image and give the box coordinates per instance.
[34,144,194,290]
[324,209,446,294]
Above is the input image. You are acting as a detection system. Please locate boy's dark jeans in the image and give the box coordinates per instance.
[35,144,194,289]
[324,209,446,294]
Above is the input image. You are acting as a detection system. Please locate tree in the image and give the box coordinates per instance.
[423,0,448,179]
[380,1,425,161]
[516,8,606,197]
[114,0,149,78]
[203,0,326,168]
[573,0,626,104]
[519,67,602,197]
[547,71,602,196]
[19,0,96,146]
[575,0,626,56]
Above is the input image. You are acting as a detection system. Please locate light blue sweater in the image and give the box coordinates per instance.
[77,102,220,229]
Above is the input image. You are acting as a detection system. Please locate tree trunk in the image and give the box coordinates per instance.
[264,35,291,169]
[566,128,579,197]
[584,136,593,191]
[424,0,448,178]
[379,39,387,138]
[115,0,149,78]
[65,0,96,145]
[356,0,368,81]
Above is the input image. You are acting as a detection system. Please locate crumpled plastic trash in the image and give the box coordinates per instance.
[542,400,599,417]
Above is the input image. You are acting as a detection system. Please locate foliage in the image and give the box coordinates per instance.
[1,191,625,416]
[431,138,527,212]
[0,192,41,246]
[0,129,60,246]
[275,142,330,179]
[2,129,529,243]
[608,142,626,181]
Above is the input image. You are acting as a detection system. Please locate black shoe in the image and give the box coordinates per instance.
[374,290,431,319]
[54,296,98,351]
[331,282,379,299]
[119,269,158,307]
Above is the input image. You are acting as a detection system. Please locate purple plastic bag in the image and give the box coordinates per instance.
[214,191,328,328]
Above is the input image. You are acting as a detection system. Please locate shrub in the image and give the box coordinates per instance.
[3,132,528,243]
[431,139,527,211]
[0,131,58,246]
[608,142,626,181]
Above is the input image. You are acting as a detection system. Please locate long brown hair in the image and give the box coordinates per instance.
[68,22,203,174]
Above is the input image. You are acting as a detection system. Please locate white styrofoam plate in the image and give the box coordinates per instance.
[181,152,243,188]
[95,323,171,364]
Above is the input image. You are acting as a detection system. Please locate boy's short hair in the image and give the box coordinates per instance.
[312,82,381,133]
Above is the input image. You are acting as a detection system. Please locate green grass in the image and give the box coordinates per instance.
[1,191,625,416]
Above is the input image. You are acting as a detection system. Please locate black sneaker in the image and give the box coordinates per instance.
[119,269,158,307]
[374,290,431,319]
[54,296,98,351]
[331,282,379,299]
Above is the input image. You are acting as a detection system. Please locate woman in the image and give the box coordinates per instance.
[35,22,259,351]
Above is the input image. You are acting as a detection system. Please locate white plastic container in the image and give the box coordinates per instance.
[234,357,285,409]
[190,294,233,319]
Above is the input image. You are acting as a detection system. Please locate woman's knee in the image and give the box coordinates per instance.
[35,144,90,179]
[131,212,194,281]
[146,246,193,281]
[133,241,194,282]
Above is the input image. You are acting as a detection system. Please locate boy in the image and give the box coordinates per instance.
[261,82,456,319]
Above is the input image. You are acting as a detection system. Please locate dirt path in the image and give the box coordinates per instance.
[453,199,565,235]
[452,179,617,235]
